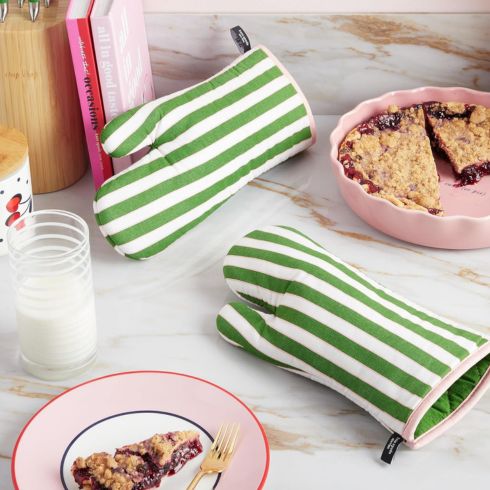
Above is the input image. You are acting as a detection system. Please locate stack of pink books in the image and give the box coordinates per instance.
[66,0,155,189]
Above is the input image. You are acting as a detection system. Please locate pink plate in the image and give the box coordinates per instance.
[11,371,269,490]
[330,86,490,249]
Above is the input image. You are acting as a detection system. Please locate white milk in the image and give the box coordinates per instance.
[16,273,97,380]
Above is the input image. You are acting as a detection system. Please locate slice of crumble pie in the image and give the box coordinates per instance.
[71,430,203,490]
[424,101,490,186]
[338,104,442,215]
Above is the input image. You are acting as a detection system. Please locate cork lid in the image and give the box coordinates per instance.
[0,125,28,180]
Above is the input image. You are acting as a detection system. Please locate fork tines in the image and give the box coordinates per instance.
[211,423,240,461]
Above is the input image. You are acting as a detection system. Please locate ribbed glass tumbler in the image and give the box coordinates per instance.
[7,210,97,380]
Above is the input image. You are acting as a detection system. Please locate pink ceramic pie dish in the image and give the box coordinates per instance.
[329,86,490,249]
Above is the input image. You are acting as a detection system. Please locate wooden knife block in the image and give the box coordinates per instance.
[0,0,87,194]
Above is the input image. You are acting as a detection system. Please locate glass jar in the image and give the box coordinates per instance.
[7,210,97,380]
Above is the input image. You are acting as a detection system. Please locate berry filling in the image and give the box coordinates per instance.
[72,468,105,490]
[114,451,161,490]
[424,101,473,120]
[358,122,374,135]
[455,162,490,187]
[357,110,404,135]
[372,112,402,131]
[166,438,203,476]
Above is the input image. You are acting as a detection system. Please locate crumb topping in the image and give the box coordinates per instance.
[339,104,442,213]
[150,431,197,466]
[122,430,198,466]
[74,452,134,490]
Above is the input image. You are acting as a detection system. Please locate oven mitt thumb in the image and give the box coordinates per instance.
[94,46,316,260]
[216,225,490,456]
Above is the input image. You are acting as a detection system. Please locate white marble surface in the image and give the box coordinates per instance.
[145,14,490,115]
[142,0,490,13]
[1,117,490,489]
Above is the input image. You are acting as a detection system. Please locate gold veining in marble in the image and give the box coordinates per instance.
[277,16,322,27]
[8,387,56,400]
[457,268,490,287]
[251,178,336,227]
[262,424,320,453]
[283,49,317,58]
[1,375,66,400]
[348,47,380,60]
[150,45,234,81]
[250,402,363,420]
[329,15,490,72]
[263,423,379,452]
[349,262,421,279]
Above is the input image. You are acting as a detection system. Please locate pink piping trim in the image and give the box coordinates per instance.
[402,342,490,449]
[258,45,317,146]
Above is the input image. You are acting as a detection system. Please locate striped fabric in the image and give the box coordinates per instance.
[94,46,315,260]
[216,225,490,448]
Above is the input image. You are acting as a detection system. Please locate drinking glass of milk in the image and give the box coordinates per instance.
[7,210,97,380]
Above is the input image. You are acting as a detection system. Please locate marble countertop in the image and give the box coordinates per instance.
[142,0,490,13]
[1,116,489,489]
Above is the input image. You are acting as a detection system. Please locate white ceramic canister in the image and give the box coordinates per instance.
[0,126,32,256]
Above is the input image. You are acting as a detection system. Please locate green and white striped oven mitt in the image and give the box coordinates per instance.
[216,225,490,460]
[93,45,315,260]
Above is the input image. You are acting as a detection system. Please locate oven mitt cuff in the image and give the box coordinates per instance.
[216,225,490,449]
[94,46,316,260]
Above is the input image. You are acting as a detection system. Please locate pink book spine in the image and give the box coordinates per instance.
[92,0,155,174]
[66,3,112,189]
[91,11,132,174]
[91,15,124,123]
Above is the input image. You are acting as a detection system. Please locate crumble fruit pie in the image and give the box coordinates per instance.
[71,430,203,490]
[338,101,490,214]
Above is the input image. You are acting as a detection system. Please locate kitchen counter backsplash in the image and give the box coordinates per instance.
[145,13,490,115]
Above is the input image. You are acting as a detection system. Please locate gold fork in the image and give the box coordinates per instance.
[186,423,240,490]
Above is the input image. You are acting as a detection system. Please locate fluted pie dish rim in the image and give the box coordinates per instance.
[329,86,490,249]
